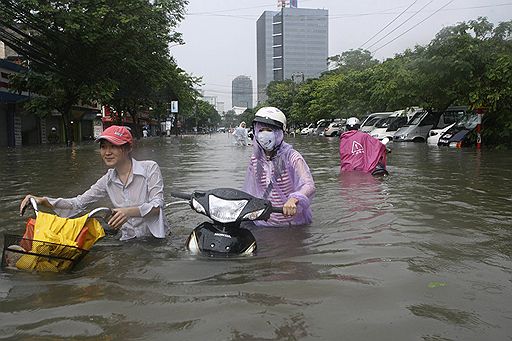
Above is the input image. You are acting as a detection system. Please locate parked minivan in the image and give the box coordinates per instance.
[369,111,408,140]
[360,112,394,133]
[394,108,466,142]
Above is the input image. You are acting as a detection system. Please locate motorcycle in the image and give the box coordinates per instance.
[371,137,390,177]
[170,188,283,257]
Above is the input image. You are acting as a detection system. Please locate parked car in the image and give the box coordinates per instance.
[313,119,330,135]
[360,112,394,133]
[426,123,456,145]
[324,121,344,137]
[300,123,315,135]
[370,111,408,140]
[394,107,466,142]
[427,107,468,145]
[438,113,479,147]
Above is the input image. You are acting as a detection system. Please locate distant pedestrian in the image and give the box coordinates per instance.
[233,121,248,146]
[47,127,59,144]
[20,125,170,241]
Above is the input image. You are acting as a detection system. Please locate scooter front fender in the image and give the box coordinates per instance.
[186,222,256,256]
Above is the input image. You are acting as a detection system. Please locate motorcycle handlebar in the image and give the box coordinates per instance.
[170,191,192,200]
[271,206,284,214]
[88,207,112,219]
[20,197,39,217]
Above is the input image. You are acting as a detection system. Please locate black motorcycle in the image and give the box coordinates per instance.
[170,188,283,257]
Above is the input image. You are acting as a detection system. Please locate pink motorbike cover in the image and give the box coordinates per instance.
[339,130,387,173]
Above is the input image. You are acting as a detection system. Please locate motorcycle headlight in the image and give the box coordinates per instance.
[242,208,265,220]
[208,195,248,223]
[192,198,206,214]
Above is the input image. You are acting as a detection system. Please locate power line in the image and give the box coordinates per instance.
[187,3,276,15]
[186,3,512,21]
[359,0,420,49]
[186,0,316,15]
[372,0,456,53]
[365,0,435,50]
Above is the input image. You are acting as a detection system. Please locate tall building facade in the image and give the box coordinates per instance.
[232,75,253,109]
[256,7,328,103]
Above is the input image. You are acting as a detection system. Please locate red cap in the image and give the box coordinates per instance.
[96,125,133,145]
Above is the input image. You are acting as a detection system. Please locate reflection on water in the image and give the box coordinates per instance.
[0,135,511,340]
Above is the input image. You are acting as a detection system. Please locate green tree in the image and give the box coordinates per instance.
[0,0,190,144]
[265,80,297,116]
[328,49,379,72]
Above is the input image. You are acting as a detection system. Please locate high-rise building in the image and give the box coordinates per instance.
[232,75,253,109]
[256,6,328,103]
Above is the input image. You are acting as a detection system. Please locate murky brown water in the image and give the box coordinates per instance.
[1,134,511,340]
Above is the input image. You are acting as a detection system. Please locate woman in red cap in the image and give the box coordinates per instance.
[19,125,169,241]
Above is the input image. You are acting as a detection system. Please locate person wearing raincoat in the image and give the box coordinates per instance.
[243,107,315,227]
[19,125,170,241]
[339,117,388,176]
[233,121,248,146]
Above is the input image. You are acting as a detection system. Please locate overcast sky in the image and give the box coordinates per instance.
[172,0,511,108]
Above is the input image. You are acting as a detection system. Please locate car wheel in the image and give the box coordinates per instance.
[413,137,425,143]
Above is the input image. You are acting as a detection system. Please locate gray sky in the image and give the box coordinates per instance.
[172,0,512,109]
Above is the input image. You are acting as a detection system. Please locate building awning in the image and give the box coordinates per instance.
[102,115,133,124]
[81,111,101,120]
[0,91,27,103]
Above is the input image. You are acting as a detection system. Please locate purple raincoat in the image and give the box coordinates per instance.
[339,130,387,173]
[243,123,316,227]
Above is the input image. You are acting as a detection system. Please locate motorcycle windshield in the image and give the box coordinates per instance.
[208,195,248,223]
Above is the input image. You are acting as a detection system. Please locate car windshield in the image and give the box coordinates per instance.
[387,117,407,131]
[374,117,394,128]
[408,112,426,125]
[456,114,479,129]
[362,117,381,127]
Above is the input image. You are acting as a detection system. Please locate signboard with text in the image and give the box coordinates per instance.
[171,101,179,113]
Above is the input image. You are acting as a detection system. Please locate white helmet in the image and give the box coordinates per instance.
[253,107,286,131]
[346,117,361,130]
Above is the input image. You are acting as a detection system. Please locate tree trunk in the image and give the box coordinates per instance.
[60,101,74,147]
[129,109,141,139]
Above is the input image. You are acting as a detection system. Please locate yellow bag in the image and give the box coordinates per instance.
[15,212,105,272]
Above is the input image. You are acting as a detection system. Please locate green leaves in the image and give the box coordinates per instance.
[264,17,512,147]
[0,0,195,141]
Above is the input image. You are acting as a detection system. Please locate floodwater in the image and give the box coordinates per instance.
[0,134,511,340]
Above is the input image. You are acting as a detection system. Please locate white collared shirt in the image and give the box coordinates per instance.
[47,158,169,241]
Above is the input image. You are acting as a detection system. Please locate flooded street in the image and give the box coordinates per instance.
[0,134,511,340]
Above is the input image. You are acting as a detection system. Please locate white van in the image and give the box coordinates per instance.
[360,112,394,133]
[394,108,466,142]
[369,111,408,140]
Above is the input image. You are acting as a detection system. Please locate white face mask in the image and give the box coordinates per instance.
[257,131,276,151]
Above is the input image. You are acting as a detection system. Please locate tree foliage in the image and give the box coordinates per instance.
[0,0,198,143]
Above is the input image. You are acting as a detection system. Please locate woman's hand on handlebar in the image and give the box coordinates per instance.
[19,195,48,216]
[283,197,299,217]
[108,208,130,230]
